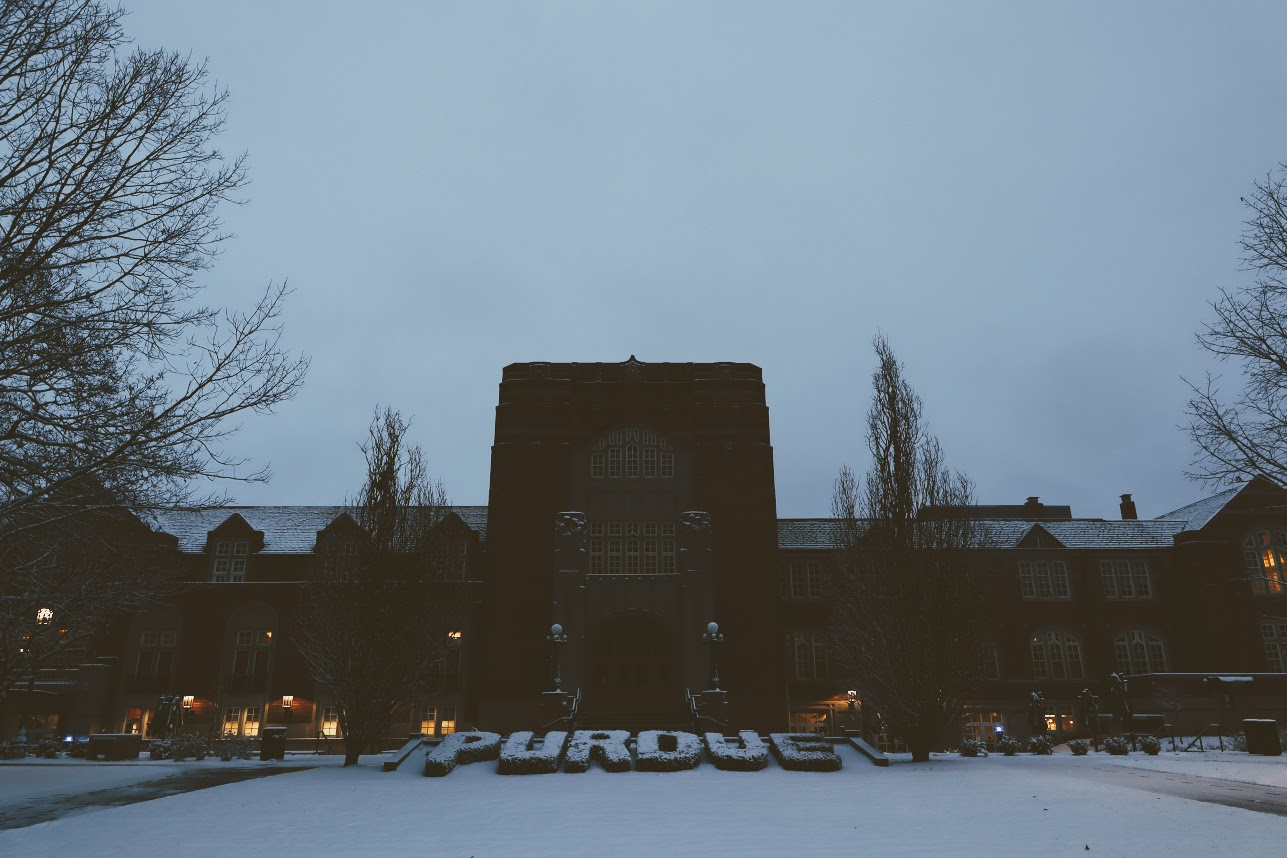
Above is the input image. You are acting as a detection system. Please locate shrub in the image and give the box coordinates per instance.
[959,739,988,758]
[997,735,1020,756]
[1068,739,1090,756]
[148,738,173,760]
[636,731,702,772]
[562,730,632,774]
[769,733,842,772]
[704,731,769,772]
[1228,732,1248,752]
[1028,736,1053,755]
[498,731,567,775]
[1139,736,1161,756]
[424,731,503,777]
[66,739,90,759]
[215,735,255,761]
[0,741,26,760]
[169,733,211,761]
[31,739,64,759]
[1104,736,1130,755]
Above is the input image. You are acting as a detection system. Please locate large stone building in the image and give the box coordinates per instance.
[6,358,1287,749]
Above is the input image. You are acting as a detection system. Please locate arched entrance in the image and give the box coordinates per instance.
[586,611,682,716]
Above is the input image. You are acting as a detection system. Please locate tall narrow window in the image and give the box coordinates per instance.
[321,706,340,737]
[440,705,457,736]
[591,428,675,479]
[212,541,249,583]
[1263,622,1287,672]
[1245,531,1287,594]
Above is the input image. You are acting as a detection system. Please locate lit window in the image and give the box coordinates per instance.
[789,710,829,735]
[1030,632,1084,680]
[440,705,456,736]
[1019,560,1071,599]
[243,706,261,737]
[1263,623,1287,672]
[420,705,436,736]
[1114,631,1166,675]
[1043,705,1076,733]
[36,607,53,624]
[1101,560,1152,599]
[963,710,1005,749]
[321,706,339,737]
[223,706,242,736]
[1244,531,1287,594]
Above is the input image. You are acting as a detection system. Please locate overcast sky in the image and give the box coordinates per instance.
[124,1,1287,520]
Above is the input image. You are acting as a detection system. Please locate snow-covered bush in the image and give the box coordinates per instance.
[1028,736,1053,755]
[636,731,702,772]
[498,731,567,775]
[424,731,503,777]
[997,735,1020,756]
[1104,736,1130,756]
[1228,732,1247,752]
[1139,736,1161,755]
[1068,739,1089,756]
[169,733,211,761]
[214,735,254,761]
[31,738,64,758]
[148,738,172,760]
[959,739,988,758]
[563,730,632,773]
[769,733,842,772]
[704,731,769,771]
[66,739,89,759]
[0,741,27,760]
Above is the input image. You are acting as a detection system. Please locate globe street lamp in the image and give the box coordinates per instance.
[702,621,725,690]
[546,623,568,691]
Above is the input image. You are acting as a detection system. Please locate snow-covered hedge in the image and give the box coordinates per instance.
[704,731,769,771]
[1139,736,1161,755]
[769,733,842,772]
[1028,736,1053,755]
[997,735,1020,756]
[1103,736,1130,756]
[959,739,988,758]
[563,730,632,773]
[424,731,502,777]
[498,731,568,775]
[1068,739,1090,756]
[636,731,702,772]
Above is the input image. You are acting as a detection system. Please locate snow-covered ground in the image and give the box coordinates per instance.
[1093,749,1287,788]
[3,745,1286,856]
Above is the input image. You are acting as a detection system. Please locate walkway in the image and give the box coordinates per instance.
[1053,761,1287,817]
[0,764,309,830]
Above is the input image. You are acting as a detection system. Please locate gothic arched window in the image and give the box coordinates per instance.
[1113,631,1166,675]
[590,428,674,479]
[1030,631,1084,680]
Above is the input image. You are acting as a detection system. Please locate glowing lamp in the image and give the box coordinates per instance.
[282,695,294,710]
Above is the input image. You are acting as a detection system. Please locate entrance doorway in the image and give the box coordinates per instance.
[587,611,681,715]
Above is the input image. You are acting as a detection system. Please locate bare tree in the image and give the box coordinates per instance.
[293,408,462,767]
[0,0,308,543]
[829,335,994,762]
[1187,165,1287,486]
[0,502,172,706]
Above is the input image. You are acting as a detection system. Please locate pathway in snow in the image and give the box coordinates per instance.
[1050,761,1287,817]
[0,763,309,830]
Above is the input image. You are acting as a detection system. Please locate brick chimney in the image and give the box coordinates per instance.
[1024,496,1041,510]
[1120,493,1138,520]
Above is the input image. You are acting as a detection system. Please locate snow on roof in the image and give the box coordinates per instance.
[1155,485,1242,531]
[149,505,488,554]
[778,517,1181,550]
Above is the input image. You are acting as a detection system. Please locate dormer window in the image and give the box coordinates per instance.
[212,540,249,583]
[590,428,674,480]
[1244,531,1287,594]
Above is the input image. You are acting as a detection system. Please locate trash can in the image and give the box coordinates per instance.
[1242,719,1282,756]
[260,726,288,761]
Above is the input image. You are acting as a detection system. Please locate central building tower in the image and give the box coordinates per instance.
[473,358,786,731]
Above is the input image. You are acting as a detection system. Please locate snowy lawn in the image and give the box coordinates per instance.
[4,744,1287,856]
[1091,749,1287,788]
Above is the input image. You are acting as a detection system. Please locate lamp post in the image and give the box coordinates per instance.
[546,623,568,691]
[702,621,724,690]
